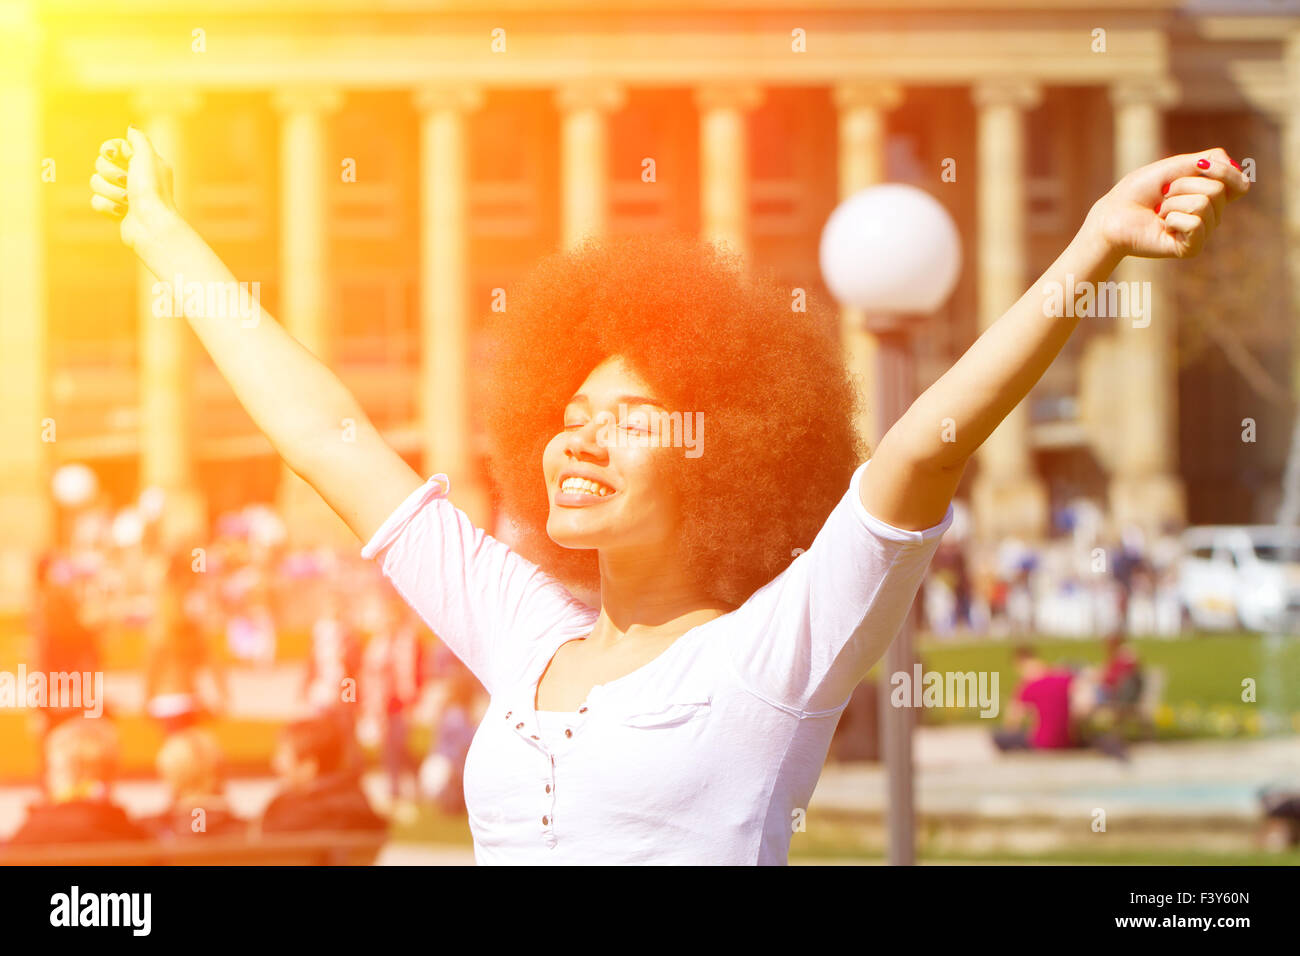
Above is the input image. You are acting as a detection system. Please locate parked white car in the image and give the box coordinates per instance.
[1179,525,1300,633]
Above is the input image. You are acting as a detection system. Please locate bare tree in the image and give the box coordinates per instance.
[1171,199,1297,524]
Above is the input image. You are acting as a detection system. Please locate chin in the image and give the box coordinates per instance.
[546,525,602,550]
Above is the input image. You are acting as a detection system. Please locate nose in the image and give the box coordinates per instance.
[564,417,611,461]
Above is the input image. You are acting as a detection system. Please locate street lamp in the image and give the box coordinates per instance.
[819,183,962,865]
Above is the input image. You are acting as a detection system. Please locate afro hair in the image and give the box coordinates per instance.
[476,231,868,609]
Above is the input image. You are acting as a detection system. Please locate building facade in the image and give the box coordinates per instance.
[0,0,1295,611]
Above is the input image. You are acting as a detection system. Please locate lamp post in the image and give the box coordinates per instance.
[820,183,962,865]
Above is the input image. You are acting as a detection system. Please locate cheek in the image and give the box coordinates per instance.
[617,447,680,515]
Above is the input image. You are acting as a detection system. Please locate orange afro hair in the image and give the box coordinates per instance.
[477,232,867,608]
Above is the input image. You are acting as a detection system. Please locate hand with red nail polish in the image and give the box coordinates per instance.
[1082,146,1249,261]
[91,126,179,253]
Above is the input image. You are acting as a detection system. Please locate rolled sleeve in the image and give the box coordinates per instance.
[360,474,451,562]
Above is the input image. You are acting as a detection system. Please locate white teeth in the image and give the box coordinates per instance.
[560,477,613,497]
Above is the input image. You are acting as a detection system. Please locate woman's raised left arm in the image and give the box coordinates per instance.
[860,146,1251,531]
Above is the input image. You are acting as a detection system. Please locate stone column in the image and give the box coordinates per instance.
[132,88,207,552]
[413,85,491,529]
[833,82,903,450]
[0,4,52,611]
[969,79,1050,542]
[694,83,764,266]
[271,88,354,548]
[1107,78,1185,535]
[555,81,627,250]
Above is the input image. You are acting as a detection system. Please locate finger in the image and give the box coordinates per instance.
[90,194,127,219]
[1158,191,1218,232]
[98,138,130,169]
[1150,149,1249,202]
[1162,175,1225,227]
[90,172,128,205]
[1190,147,1249,201]
[125,125,154,160]
[95,153,127,188]
[1161,210,1205,255]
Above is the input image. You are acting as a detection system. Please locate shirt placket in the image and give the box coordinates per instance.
[502,694,595,850]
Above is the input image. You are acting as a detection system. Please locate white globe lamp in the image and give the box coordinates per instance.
[820,183,962,321]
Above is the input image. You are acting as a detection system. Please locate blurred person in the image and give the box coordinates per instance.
[259,716,387,834]
[922,571,957,638]
[303,592,364,761]
[1096,632,1142,708]
[145,551,227,736]
[94,127,1245,863]
[1125,564,1158,635]
[993,646,1075,752]
[967,559,995,636]
[141,727,246,839]
[1112,527,1150,633]
[1080,632,1144,757]
[361,597,429,813]
[419,656,481,816]
[1260,786,1300,847]
[225,584,277,666]
[1153,563,1184,636]
[1006,567,1034,636]
[7,718,148,845]
[925,541,966,637]
[305,592,362,710]
[952,547,973,633]
[28,552,104,794]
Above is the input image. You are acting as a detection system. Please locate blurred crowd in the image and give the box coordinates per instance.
[921,500,1184,639]
[10,489,486,849]
[7,714,390,846]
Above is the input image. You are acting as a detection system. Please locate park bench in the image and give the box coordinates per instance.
[0,830,386,866]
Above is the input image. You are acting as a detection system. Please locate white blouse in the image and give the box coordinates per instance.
[361,458,952,864]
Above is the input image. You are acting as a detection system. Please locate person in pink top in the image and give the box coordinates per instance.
[995,646,1075,751]
[91,125,1247,863]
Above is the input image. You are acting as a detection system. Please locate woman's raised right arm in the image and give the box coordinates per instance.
[91,128,422,543]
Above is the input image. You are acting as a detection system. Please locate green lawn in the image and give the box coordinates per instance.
[909,632,1300,737]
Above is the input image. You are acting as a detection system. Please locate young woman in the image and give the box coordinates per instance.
[91,126,1247,863]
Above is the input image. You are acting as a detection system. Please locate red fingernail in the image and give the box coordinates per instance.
[1155,202,1161,214]
[1161,182,1170,195]
[1197,158,1210,169]
[1230,159,1241,171]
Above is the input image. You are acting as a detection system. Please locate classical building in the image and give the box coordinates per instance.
[0,0,1294,611]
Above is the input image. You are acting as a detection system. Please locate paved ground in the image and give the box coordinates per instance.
[813,725,1300,821]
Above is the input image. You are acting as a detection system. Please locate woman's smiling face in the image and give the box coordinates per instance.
[543,354,681,552]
